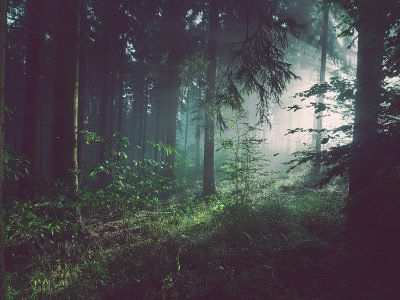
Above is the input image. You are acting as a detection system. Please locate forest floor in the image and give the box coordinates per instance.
[5,175,377,299]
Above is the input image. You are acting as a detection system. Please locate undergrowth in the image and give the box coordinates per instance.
[4,170,351,300]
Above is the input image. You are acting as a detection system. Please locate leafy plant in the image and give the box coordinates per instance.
[3,148,30,181]
[86,134,175,217]
[218,110,270,204]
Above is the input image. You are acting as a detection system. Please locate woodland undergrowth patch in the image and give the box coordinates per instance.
[4,173,350,299]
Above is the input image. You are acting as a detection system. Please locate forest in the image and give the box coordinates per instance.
[0,0,399,299]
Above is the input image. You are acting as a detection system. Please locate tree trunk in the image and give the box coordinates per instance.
[153,94,161,161]
[0,0,7,297]
[202,0,219,196]
[312,4,328,177]
[134,72,145,160]
[78,1,88,175]
[141,95,148,162]
[195,123,201,171]
[348,5,386,201]
[53,0,80,190]
[184,87,191,174]
[195,86,201,173]
[347,0,398,295]
[98,0,113,167]
[20,0,45,194]
[153,76,167,162]
[116,75,124,136]
[164,0,184,178]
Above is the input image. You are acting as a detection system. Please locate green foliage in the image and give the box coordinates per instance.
[218,111,270,204]
[287,74,400,185]
[5,166,351,299]
[3,148,30,181]
[217,2,299,125]
[81,130,105,144]
[86,136,174,216]
[5,192,80,252]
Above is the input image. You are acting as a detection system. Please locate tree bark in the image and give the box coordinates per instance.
[164,0,184,178]
[348,3,386,200]
[98,0,113,167]
[141,95,148,163]
[347,0,399,295]
[53,0,80,190]
[20,0,45,194]
[153,91,162,162]
[202,0,219,196]
[184,87,191,174]
[312,4,328,176]
[78,0,89,175]
[133,71,145,160]
[195,86,202,173]
[0,0,6,296]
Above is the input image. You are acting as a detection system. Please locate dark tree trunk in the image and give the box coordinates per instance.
[98,1,113,167]
[195,86,202,173]
[153,97,161,161]
[164,0,184,178]
[184,87,191,173]
[133,72,145,160]
[53,0,81,190]
[141,96,148,162]
[347,0,399,296]
[20,0,45,194]
[78,1,89,175]
[202,0,219,196]
[116,75,124,136]
[348,5,386,200]
[0,0,6,297]
[195,123,201,171]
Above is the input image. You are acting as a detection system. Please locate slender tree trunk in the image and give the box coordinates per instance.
[195,124,201,171]
[20,0,45,194]
[53,0,80,190]
[134,73,145,159]
[116,75,124,135]
[0,0,7,297]
[184,87,191,173]
[141,95,148,162]
[202,0,219,196]
[153,96,161,161]
[98,0,115,168]
[78,1,88,174]
[153,77,166,162]
[195,86,201,172]
[312,4,328,176]
[164,0,184,178]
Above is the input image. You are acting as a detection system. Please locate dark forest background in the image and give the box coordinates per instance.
[0,0,399,299]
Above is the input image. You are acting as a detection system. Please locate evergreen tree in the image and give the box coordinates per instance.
[202,0,219,196]
[20,0,46,194]
[0,0,6,297]
[53,0,81,190]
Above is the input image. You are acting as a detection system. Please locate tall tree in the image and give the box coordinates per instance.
[20,0,45,194]
[0,0,6,297]
[53,0,81,190]
[164,0,186,178]
[345,0,399,295]
[312,3,329,176]
[98,0,114,170]
[202,0,219,196]
[201,0,296,195]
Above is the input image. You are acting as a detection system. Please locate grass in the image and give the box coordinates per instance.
[5,174,352,299]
